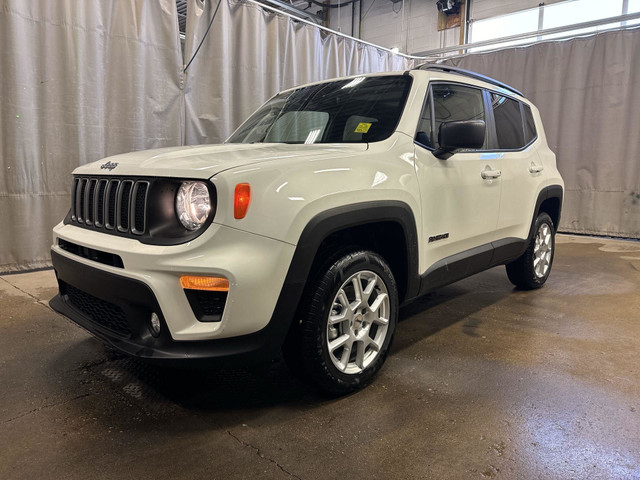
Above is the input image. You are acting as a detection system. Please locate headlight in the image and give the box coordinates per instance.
[176,181,211,231]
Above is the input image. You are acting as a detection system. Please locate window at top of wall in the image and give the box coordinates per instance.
[627,0,640,27]
[543,0,622,29]
[470,0,635,52]
[470,7,539,51]
[541,0,624,40]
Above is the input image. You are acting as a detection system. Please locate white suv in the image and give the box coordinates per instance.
[50,65,564,394]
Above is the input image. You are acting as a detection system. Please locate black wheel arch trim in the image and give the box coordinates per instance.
[276,201,419,300]
[285,201,419,292]
[267,201,420,345]
[530,185,563,238]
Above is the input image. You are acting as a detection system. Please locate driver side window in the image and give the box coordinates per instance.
[415,83,488,150]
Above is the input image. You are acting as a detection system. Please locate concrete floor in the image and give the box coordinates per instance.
[1,235,639,480]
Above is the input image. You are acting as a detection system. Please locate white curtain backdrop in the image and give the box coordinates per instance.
[444,28,640,238]
[0,0,184,271]
[2,0,637,271]
[183,0,410,145]
[0,0,408,272]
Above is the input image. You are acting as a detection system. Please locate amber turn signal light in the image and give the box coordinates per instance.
[180,275,229,292]
[234,183,251,219]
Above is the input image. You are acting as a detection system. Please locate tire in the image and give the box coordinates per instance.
[283,250,398,395]
[506,212,555,290]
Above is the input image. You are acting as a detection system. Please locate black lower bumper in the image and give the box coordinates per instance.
[49,250,284,364]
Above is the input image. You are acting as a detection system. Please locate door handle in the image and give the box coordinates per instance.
[481,169,502,180]
[529,163,544,174]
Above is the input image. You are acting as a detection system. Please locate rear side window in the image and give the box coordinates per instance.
[523,104,537,144]
[490,93,525,149]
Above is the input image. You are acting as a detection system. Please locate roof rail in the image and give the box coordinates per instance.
[415,63,524,97]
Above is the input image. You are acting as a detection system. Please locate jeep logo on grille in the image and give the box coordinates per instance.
[100,161,118,171]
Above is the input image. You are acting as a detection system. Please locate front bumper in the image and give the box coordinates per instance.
[51,221,296,341]
[50,250,284,362]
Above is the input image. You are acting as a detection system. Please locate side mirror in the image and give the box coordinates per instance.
[433,120,486,159]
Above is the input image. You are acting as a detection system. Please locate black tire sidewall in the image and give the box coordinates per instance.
[526,213,555,287]
[303,251,398,393]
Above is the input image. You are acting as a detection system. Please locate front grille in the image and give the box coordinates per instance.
[70,176,149,236]
[62,282,131,336]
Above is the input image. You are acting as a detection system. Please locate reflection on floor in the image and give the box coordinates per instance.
[1,234,639,479]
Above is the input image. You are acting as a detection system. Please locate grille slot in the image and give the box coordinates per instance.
[117,180,133,232]
[95,180,108,227]
[131,182,149,235]
[76,178,87,222]
[62,282,131,336]
[85,179,97,225]
[71,178,79,221]
[105,180,120,229]
[70,176,149,236]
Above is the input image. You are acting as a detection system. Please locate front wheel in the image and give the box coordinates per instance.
[506,212,556,289]
[284,250,398,395]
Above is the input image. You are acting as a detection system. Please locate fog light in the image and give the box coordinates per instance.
[149,312,161,337]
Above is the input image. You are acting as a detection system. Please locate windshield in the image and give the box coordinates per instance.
[227,75,412,144]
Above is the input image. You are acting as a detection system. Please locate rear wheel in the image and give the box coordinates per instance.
[283,250,398,395]
[506,212,555,289]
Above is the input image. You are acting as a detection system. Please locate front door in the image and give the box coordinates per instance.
[413,82,502,275]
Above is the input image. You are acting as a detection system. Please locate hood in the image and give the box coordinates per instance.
[73,143,369,179]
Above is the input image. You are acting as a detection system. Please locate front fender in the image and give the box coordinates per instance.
[210,135,422,247]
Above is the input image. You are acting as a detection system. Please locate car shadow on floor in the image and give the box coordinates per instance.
[393,268,514,351]
[53,268,515,416]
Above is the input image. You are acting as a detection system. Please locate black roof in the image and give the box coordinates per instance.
[415,63,524,97]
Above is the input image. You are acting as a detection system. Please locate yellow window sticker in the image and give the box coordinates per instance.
[354,122,372,133]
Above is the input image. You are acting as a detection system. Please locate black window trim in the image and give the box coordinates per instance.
[413,83,434,150]
[520,102,538,147]
[413,80,539,155]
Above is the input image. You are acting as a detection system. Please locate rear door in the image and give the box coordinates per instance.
[413,82,502,274]
[487,93,545,242]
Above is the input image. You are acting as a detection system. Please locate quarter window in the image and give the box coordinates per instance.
[415,91,433,148]
[490,93,525,149]
[523,104,537,144]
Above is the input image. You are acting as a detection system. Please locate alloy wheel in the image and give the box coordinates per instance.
[326,270,390,375]
[533,223,553,278]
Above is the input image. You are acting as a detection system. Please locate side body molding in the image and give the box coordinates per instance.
[418,185,563,296]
